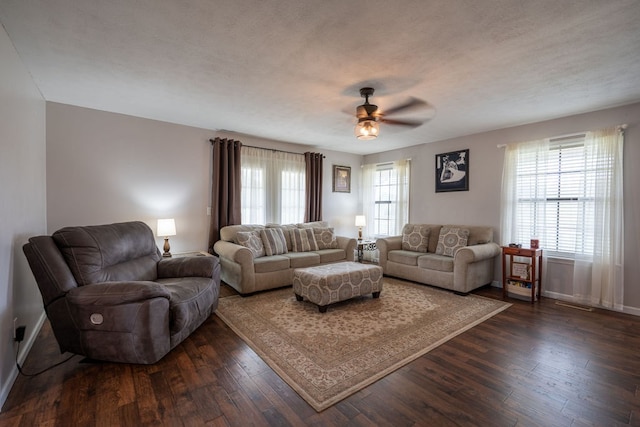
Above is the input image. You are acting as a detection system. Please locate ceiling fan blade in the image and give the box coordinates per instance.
[382,97,429,116]
[379,118,426,127]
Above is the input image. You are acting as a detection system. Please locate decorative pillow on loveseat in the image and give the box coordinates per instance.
[236,230,266,258]
[260,228,288,256]
[435,226,470,257]
[401,224,430,252]
[313,227,338,250]
[289,228,319,252]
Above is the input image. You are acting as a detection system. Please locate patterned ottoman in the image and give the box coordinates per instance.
[293,262,384,312]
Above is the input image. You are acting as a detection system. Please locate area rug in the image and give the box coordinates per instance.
[215,278,511,411]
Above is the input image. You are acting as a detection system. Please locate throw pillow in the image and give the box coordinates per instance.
[289,228,319,252]
[435,227,470,257]
[260,228,288,256]
[236,231,266,258]
[401,224,430,252]
[313,227,338,250]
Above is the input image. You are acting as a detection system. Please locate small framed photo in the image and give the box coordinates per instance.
[512,262,531,280]
[332,165,351,193]
[435,149,469,192]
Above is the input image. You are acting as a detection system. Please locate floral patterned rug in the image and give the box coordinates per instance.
[215,277,511,412]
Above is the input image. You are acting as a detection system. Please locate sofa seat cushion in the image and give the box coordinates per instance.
[156,277,216,338]
[285,252,321,268]
[417,254,454,273]
[315,249,346,264]
[253,255,290,273]
[388,250,422,266]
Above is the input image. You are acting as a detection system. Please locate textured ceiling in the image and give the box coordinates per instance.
[1,0,639,155]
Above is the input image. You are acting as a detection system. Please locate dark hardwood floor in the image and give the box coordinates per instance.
[1,284,639,426]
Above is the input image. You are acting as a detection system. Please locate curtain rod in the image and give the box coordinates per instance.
[497,124,627,148]
[243,144,325,158]
[210,139,325,158]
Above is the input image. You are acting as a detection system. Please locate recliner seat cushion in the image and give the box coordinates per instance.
[156,277,217,339]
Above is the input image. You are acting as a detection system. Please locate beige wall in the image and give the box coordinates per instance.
[46,105,363,254]
[364,102,640,314]
[0,26,46,409]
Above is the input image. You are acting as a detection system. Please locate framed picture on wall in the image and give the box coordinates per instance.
[332,165,351,193]
[435,149,469,192]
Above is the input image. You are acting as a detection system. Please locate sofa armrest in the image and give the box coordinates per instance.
[454,242,501,264]
[66,281,170,306]
[453,242,501,293]
[157,256,219,279]
[213,240,254,265]
[376,236,402,271]
[336,236,357,261]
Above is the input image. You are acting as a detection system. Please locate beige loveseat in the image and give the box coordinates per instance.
[376,224,500,294]
[213,221,357,295]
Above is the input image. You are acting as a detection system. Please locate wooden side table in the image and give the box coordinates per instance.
[502,246,543,303]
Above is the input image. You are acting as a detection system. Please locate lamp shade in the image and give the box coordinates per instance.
[157,218,176,237]
[354,119,379,140]
[355,215,366,227]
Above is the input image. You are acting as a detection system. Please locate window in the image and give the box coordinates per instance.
[502,126,624,308]
[362,160,410,237]
[514,137,595,257]
[241,147,305,224]
[502,128,623,259]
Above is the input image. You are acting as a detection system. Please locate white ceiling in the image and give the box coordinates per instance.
[1,1,639,155]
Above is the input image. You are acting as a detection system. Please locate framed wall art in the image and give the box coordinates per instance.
[435,149,469,192]
[332,165,351,193]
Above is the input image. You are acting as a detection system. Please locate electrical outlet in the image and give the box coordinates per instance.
[15,325,26,342]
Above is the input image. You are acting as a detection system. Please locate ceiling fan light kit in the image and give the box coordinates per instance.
[355,118,379,140]
[352,87,430,140]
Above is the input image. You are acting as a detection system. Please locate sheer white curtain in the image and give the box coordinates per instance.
[500,126,624,309]
[573,127,624,309]
[500,138,549,247]
[361,159,410,237]
[241,146,306,224]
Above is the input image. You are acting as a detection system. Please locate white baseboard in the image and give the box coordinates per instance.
[0,311,46,412]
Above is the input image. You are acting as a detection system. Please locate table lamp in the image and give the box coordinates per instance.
[355,215,366,241]
[157,218,176,257]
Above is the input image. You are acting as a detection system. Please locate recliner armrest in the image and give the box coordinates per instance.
[157,256,219,279]
[66,281,170,306]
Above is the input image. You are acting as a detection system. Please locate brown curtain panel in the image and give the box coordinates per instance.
[304,152,323,222]
[208,138,242,253]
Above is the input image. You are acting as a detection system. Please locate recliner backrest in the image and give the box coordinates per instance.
[52,221,161,286]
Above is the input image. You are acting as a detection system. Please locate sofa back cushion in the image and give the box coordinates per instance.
[219,224,265,244]
[463,225,494,245]
[52,221,161,286]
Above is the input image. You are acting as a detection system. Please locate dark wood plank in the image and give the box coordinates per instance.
[1,284,639,426]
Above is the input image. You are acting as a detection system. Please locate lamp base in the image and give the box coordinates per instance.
[358,228,363,241]
[163,237,172,257]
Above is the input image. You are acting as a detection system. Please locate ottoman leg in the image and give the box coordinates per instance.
[318,305,328,313]
[295,294,303,301]
[372,291,380,298]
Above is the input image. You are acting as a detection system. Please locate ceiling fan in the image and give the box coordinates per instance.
[353,87,431,140]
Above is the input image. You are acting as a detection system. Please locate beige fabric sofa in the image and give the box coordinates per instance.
[376,224,500,294]
[213,221,357,295]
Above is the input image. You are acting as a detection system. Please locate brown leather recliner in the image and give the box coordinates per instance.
[23,221,220,364]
